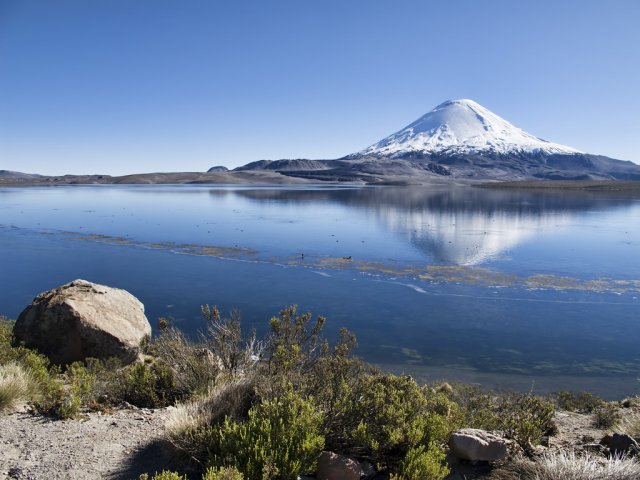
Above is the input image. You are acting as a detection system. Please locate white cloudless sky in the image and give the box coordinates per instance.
[1,0,639,175]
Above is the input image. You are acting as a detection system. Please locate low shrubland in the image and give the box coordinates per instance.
[448,383,557,450]
[6,307,629,480]
[554,390,623,429]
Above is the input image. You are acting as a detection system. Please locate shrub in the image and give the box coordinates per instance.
[0,317,15,365]
[503,394,556,447]
[0,362,39,412]
[453,385,556,449]
[209,390,324,480]
[266,305,326,379]
[555,391,604,413]
[593,403,621,429]
[121,361,179,408]
[391,444,449,480]
[343,374,453,475]
[151,327,221,396]
[167,377,257,460]
[15,348,65,415]
[202,306,263,377]
[202,466,244,480]
[138,472,187,480]
[55,361,98,418]
[301,329,374,450]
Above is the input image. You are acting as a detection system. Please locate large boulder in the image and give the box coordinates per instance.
[13,279,151,365]
[316,451,364,480]
[449,428,510,462]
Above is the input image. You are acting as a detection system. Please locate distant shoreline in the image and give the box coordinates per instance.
[3,171,640,191]
[0,171,319,187]
[479,179,640,192]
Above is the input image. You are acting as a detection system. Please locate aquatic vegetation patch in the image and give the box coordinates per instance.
[11,225,640,295]
[68,233,258,259]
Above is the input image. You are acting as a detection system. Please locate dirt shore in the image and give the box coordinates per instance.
[0,406,182,480]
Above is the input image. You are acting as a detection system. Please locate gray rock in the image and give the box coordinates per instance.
[14,279,151,365]
[360,461,376,478]
[449,428,510,462]
[316,451,364,480]
[600,433,639,456]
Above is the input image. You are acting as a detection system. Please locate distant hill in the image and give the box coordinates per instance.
[0,170,43,179]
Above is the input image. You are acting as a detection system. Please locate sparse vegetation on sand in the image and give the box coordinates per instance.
[2,310,639,479]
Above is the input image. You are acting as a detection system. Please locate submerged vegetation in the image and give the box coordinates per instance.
[0,310,637,479]
[13,226,637,295]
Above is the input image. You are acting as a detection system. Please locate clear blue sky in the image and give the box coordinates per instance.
[1,0,639,175]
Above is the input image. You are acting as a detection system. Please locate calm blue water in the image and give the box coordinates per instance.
[1,184,639,397]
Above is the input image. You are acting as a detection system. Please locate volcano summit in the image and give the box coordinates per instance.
[352,99,581,158]
[341,99,640,181]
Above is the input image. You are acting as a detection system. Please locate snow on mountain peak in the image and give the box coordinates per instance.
[355,99,581,157]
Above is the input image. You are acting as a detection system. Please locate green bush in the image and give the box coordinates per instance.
[202,466,244,480]
[392,444,449,480]
[555,390,604,413]
[16,349,65,415]
[503,394,556,447]
[209,390,324,480]
[453,385,556,449]
[0,317,15,365]
[121,361,179,408]
[349,374,429,457]
[343,374,452,475]
[266,305,326,379]
[139,471,187,480]
[55,361,98,418]
[594,403,621,429]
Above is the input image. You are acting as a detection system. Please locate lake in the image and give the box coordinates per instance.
[1,184,639,398]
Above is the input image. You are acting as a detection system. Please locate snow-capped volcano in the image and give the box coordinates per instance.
[237,98,639,181]
[354,99,581,158]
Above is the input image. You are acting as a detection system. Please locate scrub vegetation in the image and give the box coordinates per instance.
[1,311,637,480]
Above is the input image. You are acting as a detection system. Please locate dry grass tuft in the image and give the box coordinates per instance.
[492,451,640,480]
[0,362,39,412]
[619,411,640,438]
[166,377,257,456]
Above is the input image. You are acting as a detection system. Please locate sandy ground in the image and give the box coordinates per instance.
[0,407,181,480]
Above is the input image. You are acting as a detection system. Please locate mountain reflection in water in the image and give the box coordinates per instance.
[224,186,637,266]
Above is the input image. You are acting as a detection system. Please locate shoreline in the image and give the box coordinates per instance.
[3,171,640,193]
